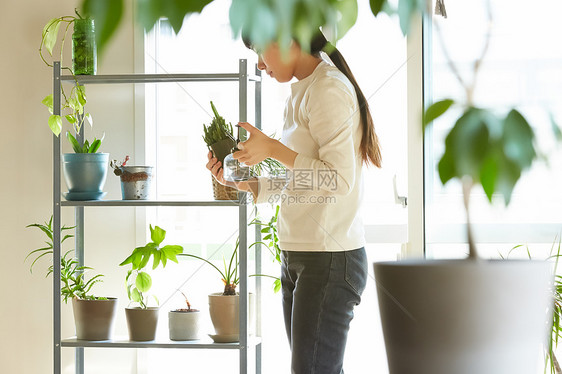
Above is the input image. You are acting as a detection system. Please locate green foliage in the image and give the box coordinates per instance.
[180,239,240,296]
[66,132,103,153]
[25,216,105,302]
[202,101,235,147]
[81,0,362,55]
[249,205,282,293]
[426,104,538,206]
[120,225,183,309]
[82,0,123,56]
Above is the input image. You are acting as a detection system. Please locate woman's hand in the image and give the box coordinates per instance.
[234,122,276,166]
[206,151,236,188]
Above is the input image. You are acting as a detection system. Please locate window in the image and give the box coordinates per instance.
[425,0,562,260]
[143,0,411,372]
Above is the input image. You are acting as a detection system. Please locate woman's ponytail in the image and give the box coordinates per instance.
[311,33,382,168]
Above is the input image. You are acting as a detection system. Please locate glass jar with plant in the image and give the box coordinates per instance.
[26,216,117,341]
[119,225,183,341]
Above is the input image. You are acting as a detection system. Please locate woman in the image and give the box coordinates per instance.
[206,31,381,373]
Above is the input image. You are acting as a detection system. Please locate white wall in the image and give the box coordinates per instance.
[0,1,140,372]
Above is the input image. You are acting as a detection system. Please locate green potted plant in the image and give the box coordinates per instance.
[202,101,238,200]
[179,239,251,343]
[202,101,284,200]
[26,216,117,341]
[110,155,155,200]
[41,10,107,201]
[371,2,560,374]
[119,225,183,341]
[168,291,201,341]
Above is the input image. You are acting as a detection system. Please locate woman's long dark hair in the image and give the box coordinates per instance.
[244,32,382,168]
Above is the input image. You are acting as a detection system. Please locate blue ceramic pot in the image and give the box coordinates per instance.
[62,153,109,194]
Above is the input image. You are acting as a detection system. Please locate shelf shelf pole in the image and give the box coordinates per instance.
[73,81,86,374]
[238,58,249,374]
[254,63,263,374]
[53,61,62,374]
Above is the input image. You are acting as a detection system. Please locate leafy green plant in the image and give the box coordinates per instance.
[202,101,236,147]
[119,225,184,309]
[40,9,97,151]
[249,205,282,293]
[421,3,561,259]
[203,101,284,177]
[67,132,103,153]
[180,239,240,296]
[26,216,105,302]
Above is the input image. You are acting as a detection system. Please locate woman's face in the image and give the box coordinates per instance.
[257,42,299,83]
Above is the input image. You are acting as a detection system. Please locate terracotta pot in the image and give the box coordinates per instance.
[72,297,117,341]
[168,310,201,340]
[125,307,159,341]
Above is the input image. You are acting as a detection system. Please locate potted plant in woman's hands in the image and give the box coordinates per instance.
[120,225,183,341]
[202,101,238,200]
[168,291,201,341]
[26,216,117,341]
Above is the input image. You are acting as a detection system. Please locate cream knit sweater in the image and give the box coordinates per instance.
[255,60,365,252]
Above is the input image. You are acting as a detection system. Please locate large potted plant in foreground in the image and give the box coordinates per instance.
[373,3,560,374]
[120,225,183,341]
[26,216,117,341]
[41,10,108,201]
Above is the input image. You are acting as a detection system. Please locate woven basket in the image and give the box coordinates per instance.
[211,177,238,200]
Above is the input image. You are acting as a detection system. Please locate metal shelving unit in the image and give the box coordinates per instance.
[52,59,262,374]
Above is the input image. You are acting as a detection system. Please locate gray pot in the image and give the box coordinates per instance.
[72,297,117,341]
[62,153,109,193]
[119,166,153,200]
[374,259,552,374]
[125,307,159,341]
[168,310,201,341]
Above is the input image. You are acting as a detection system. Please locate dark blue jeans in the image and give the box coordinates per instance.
[281,247,368,374]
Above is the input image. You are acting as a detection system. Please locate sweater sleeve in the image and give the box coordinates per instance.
[292,78,358,196]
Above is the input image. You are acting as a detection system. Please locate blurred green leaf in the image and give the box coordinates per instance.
[502,109,535,169]
[423,99,454,128]
[370,0,387,16]
[82,0,124,56]
[551,113,562,142]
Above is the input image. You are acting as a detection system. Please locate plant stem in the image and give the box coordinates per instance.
[553,352,562,374]
[462,178,478,259]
